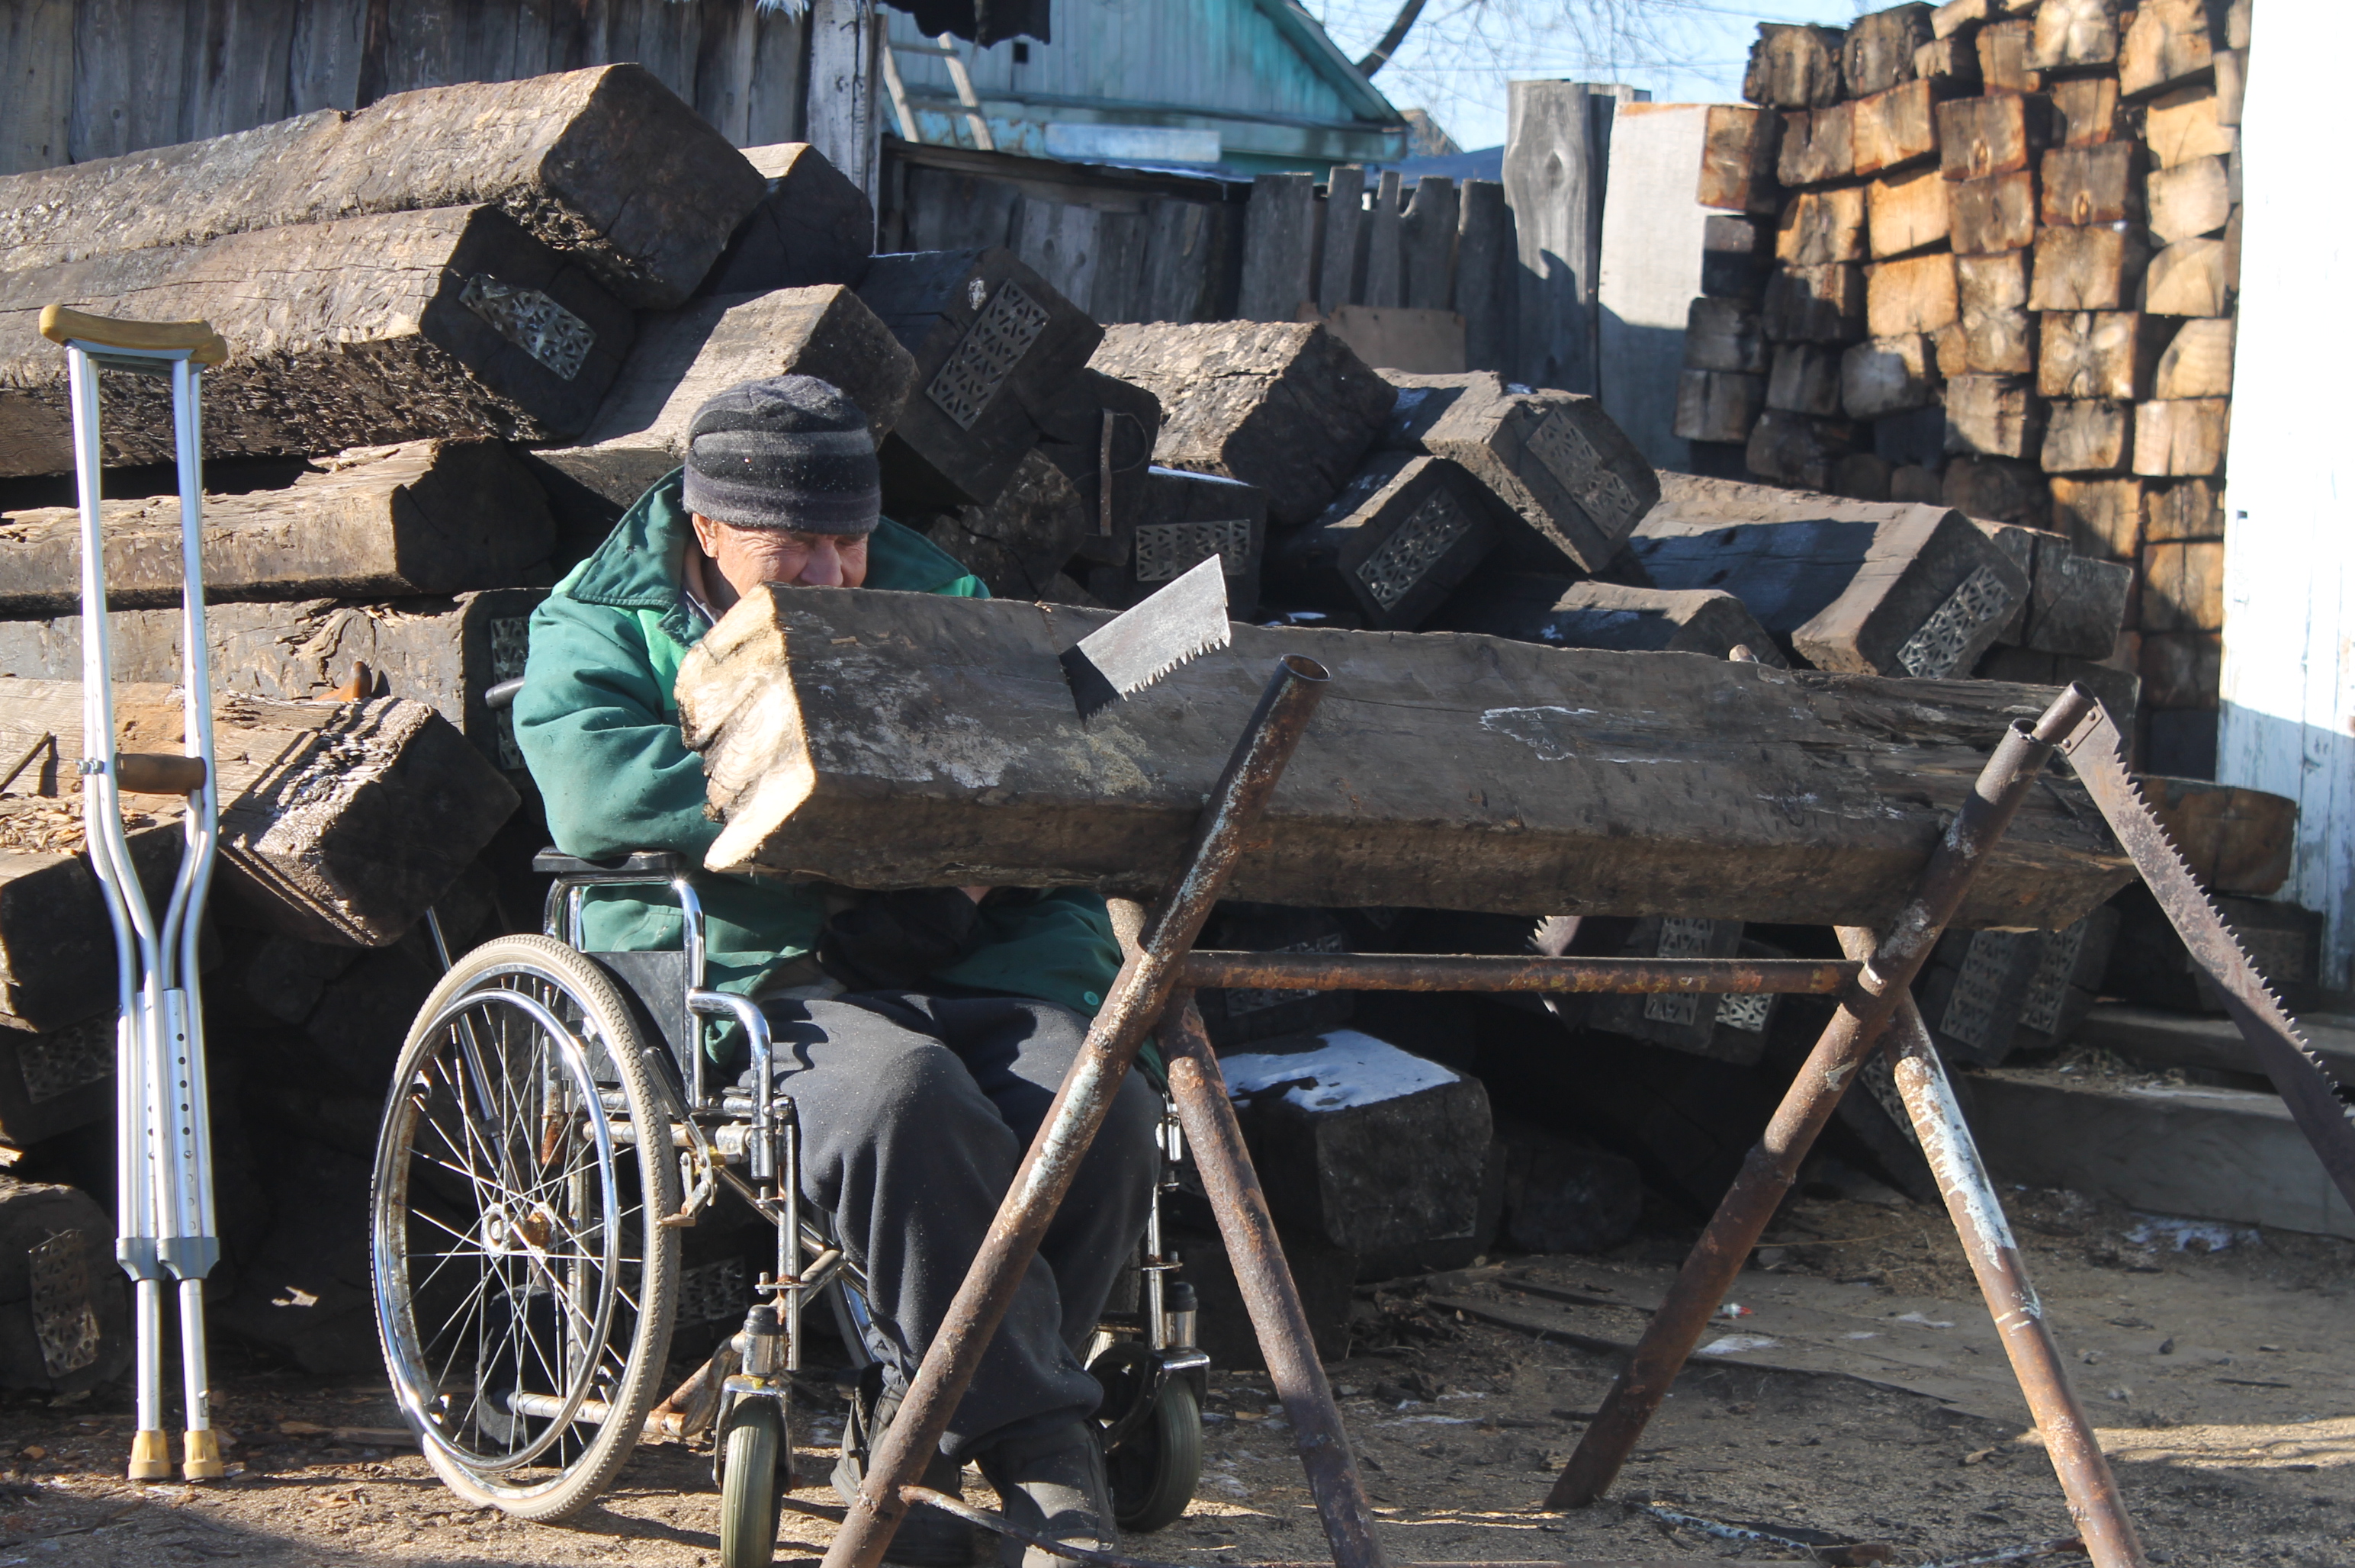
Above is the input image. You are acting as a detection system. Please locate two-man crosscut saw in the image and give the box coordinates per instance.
[2056,697,2355,1213]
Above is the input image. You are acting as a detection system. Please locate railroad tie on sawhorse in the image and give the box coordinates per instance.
[821,673,2149,1568]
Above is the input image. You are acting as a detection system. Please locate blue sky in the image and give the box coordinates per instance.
[1307,0,1865,150]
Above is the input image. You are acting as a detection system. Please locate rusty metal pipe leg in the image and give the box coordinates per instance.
[1162,997,1392,1568]
[1547,686,2095,1510]
[1859,956,2150,1568]
[821,656,1331,1568]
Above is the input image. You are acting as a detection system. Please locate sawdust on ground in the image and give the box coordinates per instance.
[0,1185,2346,1566]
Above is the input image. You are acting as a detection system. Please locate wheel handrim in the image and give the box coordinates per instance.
[376,973,637,1477]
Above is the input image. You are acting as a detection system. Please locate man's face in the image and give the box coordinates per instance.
[690,512,869,604]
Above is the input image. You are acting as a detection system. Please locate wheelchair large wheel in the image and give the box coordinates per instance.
[716,1401,786,1568]
[372,934,683,1522]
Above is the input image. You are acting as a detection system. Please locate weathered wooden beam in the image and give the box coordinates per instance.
[1762,262,1865,342]
[1841,333,1941,420]
[1936,90,2051,181]
[527,284,914,532]
[1672,370,1767,445]
[859,247,1103,511]
[1266,453,1499,630]
[1743,24,1848,108]
[2050,76,2121,146]
[0,590,543,772]
[1977,18,2044,93]
[1776,103,1855,187]
[2152,316,2234,399]
[1427,575,1784,664]
[1968,1070,2355,1240]
[1852,79,1941,176]
[696,142,874,297]
[0,66,765,309]
[1609,474,2031,677]
[1867,168,1950,258]
[2041,399,2133,474]
[1744,408,1859,489]
[2029,0,2122,70]
[2133,397,2229,476]
[0,683,517,1032]
[2041,141,2146,227]
[2039,310,2167,400]
[1078,464,1268,616]
[909,449,1089,602]
[1698,106,1783,215]
[1944,372,2044,458]
[2118,0,2220,99]
[0,1181,126,1390]
[0,206,635,477]
[0,1014,113,1151]
[673,585,2128,929]
[1088,321,1394,530]
[1777,188,1867,266]
[1377,371,1660,573]
[0,442,551,616]
[1033,368,1164,573]
[1846,4,1936,96]
[1767,344,1843,416]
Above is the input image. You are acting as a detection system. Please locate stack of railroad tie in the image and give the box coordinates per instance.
[1685,0,2244,775]
[0,56,2271,1390]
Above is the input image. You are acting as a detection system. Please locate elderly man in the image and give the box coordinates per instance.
[516,376,1155,1565]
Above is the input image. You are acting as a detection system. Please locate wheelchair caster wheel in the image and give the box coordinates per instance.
[718,1402,787,1568]
[1102,1373,1202,1534]
[1091,1341,1204,1534]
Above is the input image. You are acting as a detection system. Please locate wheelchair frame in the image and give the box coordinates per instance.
[375,842,1206,1554]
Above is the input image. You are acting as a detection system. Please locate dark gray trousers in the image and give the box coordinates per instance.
[748,992,1160,1459]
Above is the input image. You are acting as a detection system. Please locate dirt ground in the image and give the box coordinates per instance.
[0,1184,2347,1567]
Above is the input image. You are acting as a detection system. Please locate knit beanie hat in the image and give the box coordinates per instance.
[682,374,882,535]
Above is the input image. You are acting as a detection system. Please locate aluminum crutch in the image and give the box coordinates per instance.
[42,306,231,1484]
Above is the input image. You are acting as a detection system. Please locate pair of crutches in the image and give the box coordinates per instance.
[42,307,229,1482]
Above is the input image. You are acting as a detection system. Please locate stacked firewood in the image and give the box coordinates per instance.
[1682,0,2245,774]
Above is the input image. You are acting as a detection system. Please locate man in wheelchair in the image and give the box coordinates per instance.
[515,375,1161,1564]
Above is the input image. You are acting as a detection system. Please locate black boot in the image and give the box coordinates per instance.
[833,1374,983,1568]
[975,1422,1116,1568]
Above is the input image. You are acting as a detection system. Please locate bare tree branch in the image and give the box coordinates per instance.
[1356,0,1431,75]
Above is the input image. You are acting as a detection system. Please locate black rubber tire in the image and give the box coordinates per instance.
[1107,1377,1203,1534]
[374,934,681,1523]
[718,1403,786,1568]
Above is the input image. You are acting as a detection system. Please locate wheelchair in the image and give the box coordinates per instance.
[370,847,1207,1564]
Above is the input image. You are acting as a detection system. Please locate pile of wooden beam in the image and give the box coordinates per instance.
[1683,0,2245,773]
[0,57,2305,1383]
[0,66,821,1383]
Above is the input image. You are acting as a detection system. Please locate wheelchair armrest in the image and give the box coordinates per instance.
[533,847,688,877]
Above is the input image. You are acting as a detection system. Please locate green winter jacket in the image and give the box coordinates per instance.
[514,470,1123,1033]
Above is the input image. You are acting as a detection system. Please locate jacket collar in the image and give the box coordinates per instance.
[562,468,699,614]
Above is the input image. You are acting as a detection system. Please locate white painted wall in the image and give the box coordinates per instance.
[1595,102,1712,474]
[2217,2,2355,987]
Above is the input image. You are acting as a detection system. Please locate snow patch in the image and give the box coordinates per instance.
[1220,1030,1460,1111]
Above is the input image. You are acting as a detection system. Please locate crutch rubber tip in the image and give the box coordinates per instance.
[181,1429,226,1480]
[127,1430,172,1480]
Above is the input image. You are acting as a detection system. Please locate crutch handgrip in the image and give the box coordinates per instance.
[114,753,208,795]
[40,306,228,365]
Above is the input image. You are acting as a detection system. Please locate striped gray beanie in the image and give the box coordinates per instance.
[682,375,882,535]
